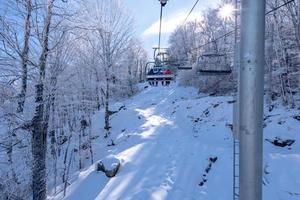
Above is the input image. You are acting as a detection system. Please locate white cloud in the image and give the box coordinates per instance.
[142,11,202,37]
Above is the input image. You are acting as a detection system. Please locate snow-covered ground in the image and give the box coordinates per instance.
[52,84,300,200]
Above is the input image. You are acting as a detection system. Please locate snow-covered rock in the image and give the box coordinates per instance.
[95,156,121,178]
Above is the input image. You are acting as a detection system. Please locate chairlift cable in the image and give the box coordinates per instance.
[265,0,295,15]
[189,0,295,53]
[183,0,200,24]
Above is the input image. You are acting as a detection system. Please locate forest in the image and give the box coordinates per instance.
[0,0,147,199]
[0,0,299,199]
[169,0,299,108]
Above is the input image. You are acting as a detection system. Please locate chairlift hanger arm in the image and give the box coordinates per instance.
[157,0,169,53]
[159,0,168,7]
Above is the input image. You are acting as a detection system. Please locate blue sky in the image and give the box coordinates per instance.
[123,0,221,56]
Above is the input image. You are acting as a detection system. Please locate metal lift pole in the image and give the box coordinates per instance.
[239,0,266,199]
[232,0,240,199]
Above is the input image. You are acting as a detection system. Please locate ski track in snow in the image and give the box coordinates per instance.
[52,84,300,200]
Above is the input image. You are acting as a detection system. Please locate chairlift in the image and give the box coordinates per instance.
[156,51,190,70]
[176,52,195,70]
[143,0,174,86]
[177,60,192,70]
[145,61,174,86]
[165,58,190,70]
[197,53,232,76]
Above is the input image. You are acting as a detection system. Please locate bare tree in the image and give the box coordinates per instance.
[0,0,146,198]
[31,1,55,199]
[80,0,134,137]
[17,0,33,113]
[0,0,33,113]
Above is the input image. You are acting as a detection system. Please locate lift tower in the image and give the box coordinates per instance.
[239,0,266,200]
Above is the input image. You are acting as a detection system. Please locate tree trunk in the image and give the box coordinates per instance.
[49,76,57,194]
[78,128,82,170]
[128,63,134,95]
[32,1,54,200]
[104,76,110,137]
[7,121,19,185]
[88,116,94,165]
[95,71,101,110]
[63,146,73,197]
[17,0,32,113]
[50,129,58,194]
[266,23,274,109]
[62,131,72,197]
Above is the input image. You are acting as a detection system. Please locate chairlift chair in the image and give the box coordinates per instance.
[170,59,191,70]
[145,61,174,86]
[197,53,232,76]
[177,64,192,70]
[176,53,193,70]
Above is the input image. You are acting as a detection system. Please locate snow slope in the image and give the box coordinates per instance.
[53,84,300,200]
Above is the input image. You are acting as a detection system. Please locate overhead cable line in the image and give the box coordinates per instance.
[188,0,296,53]
[183,0,200,24]
[265,0,295,15]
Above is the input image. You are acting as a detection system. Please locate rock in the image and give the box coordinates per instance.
[212,103,220,108]
[209,156,218,163]
[205,167,210,174]
[107,139,116,147]
[227,100,236,104]
[268,105,274,112]
[199,156,218,187]
[95,161,106,173]
[265,137,295,148]
[95,156,121,178]
[194,118,201,123]
[273,139,295,147]
[263,123,267,128]
[293,115,300,121]
[80,119,88,129]
[226,123,233,131]
[203,109,210,117]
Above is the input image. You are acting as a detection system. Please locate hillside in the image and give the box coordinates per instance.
[52,84,300,200]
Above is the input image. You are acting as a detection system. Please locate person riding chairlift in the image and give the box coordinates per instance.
[163,68,172,86]
[164,69,172,75]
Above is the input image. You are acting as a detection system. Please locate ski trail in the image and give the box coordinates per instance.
[60,84,234,200]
